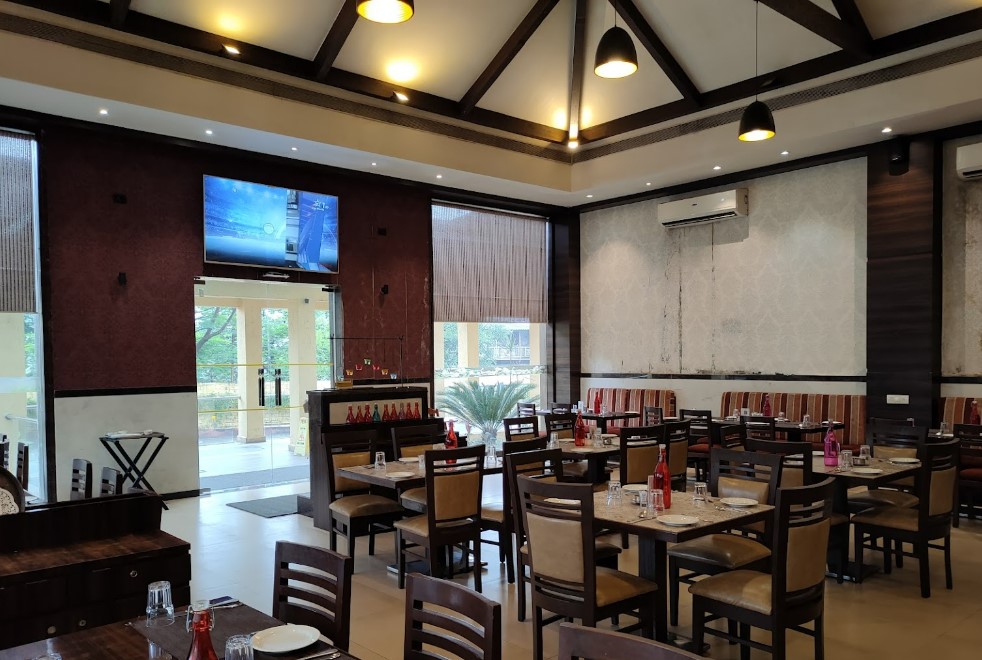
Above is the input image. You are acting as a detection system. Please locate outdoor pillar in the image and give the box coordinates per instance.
[0,314,27,441]
[236,300,265,442]
[459,322,480,370]
[433,322,446,396]
[288,298,318,455]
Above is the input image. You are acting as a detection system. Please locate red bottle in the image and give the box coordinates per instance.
[653,444,671,509]
[382,404,391,421]
[413,402,421,419]
[762,394,772,417]
[574,410,588,447]
[593,391,601,414]
[345,405,355,425]
[823,423,839,467]
[445,421,458,464]
[398,402,406,420]
[185,601,218,660]
[971,400,981,425]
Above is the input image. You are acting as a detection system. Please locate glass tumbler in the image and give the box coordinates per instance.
[859,445,871,463]
[693,482,708,503]
[802,414,812,426]
[839,449,853,469]
[651,489,665,513]
[145,580,175,627]
[939,421,949,436]
[549,432,558,449]
[374,451,386,470]
[225,635,254,660]
[606,480,622,506]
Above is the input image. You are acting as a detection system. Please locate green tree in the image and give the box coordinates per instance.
[442,322,458,367]
[195,306,237,383]
[438,380,534,441]
[478,323,516,366]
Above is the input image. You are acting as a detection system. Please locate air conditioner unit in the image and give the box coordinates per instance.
[956,141,982,180]
[657,188,749,228]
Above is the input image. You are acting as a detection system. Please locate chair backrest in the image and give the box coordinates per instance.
[272,540,353,650]
[744,438,814,487]
[516,476,597,614]
[679,409,712,438]
[643,406,664,426]
[13,443,28,491]
[544,413,577,439]
[71,459,93,500]
[499,438,548,532]
[664,420,690,478]
[866,424,927,461]
[516,401,537,417]
[325,429,379,500]
[772,478,834,611]
[712,423,746,450]
[916,439,960,527]
[953,424,982,465]
[425,444,485,535]
[100,466,125,496]
[392,423,445,459]
[404,572,501,660]
[503,416,541,442]
[557,622,702,660]
[0,438,8,469]
[710,448,783,507]
[741,415,777,442]
[619,425,665,484]
[0,465,26,514]
[550,402,576,413]
[505,448,565,549]
[869,416,915,428]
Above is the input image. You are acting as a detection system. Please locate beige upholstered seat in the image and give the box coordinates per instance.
[394,514,474,537]
[480,501,505,523]
[667,534,771,570]
[400,487,427,509]
[594,567,659,607]
[849,489,919,508]
[520,540,622,560]
[329,494,404,518]
[689,570,773,615]
[851,506,919,532]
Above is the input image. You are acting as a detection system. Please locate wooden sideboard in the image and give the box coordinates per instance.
[0,492,191,649]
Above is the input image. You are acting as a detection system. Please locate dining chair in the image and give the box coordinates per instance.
[395,444,486,591]
[70,459,93,500]
[615,425,664,550]
[0,465,26,515]
[503,416,541,442]
[11,442,29,491]
[848,424,927,512]
[392,425,448,512]
[557,622,702,660]
[550,402,576,413]
[516,401,538,417]
[480,436,547,584]
[643,406,664,426]
[100,466,125,496]
[668,448,783,628]
[689,423,746,482]
[544,412,588,480]
[0,436,7,470]
[869,416,915,428]
[953,423,982,523]
[664,420,691,490]
[516,476,657,660]
[741,415,777,442]
[324,429,405,567]
[691,478,835,660]
[404,572,501,660]
[852,439,959,598]
[680,409,712,433]
[272,540,353,651]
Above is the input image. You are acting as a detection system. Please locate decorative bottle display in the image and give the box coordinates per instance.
[371,404,381,423]
[762,394,772,417]
[185,600,218,660]
[354,405,365,424]
[972,400,981,425]
[382,404,391,421]
[398,402,406,420]
[445,420,458,464]
[656,444,672,509]
[345,405,355,424]
[823,422,839,467]
[593,391,602,415]
[574,410,588,447]
[413,402,421,419]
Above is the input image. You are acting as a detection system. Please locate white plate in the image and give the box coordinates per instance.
[719,497,758,508]
[250,624,319,653]
[812,451,826,456]
[657,514,699,526]
[386,471,414,479]
[852,467,884,475]
[544,497,579,505]
[888,457,920,464]
[398,457,418,463]
[570,448,593,453]
[622,484,646,492]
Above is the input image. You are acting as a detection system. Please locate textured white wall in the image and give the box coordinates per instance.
[581,158,868,378]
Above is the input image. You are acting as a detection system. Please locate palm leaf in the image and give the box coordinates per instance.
[438,380,535,441]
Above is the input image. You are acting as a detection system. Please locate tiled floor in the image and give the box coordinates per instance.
[162,483,982,659]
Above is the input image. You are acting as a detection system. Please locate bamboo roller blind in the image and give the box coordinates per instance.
[0,130,37,313]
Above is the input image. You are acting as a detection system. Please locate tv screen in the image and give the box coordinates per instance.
[203,175,339,273]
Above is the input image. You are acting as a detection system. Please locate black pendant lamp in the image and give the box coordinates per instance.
[357,0,414,24]
[739,1,775,141]
[595,4,638,78]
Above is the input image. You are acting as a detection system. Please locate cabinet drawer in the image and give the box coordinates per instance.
[1,611,72,647]
[21,576,69,616]
[83,552,191,601]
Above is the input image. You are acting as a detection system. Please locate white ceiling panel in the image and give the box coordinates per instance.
[857,0,981,39]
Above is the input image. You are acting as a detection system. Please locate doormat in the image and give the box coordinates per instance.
[227,493,311,518]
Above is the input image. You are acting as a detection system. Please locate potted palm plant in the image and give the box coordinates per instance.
[438,381,535,455]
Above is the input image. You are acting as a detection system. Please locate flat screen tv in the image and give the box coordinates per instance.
[203,175,339,273]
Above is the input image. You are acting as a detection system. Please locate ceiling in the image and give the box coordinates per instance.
[1,0,982,205]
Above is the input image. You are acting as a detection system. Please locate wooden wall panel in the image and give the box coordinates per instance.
[550,214,580,403]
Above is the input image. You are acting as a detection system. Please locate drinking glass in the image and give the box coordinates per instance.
[859,445,871,463]
[638,489,649,509]
[417,454,425,471]
[225,635,254,660]
[606,480,622,506]
[938,421,949,436]
[145,580,175,627]
[839,449,853,469]
[778,411,786,421]
[651,489,665,513]
[31,655,62,660]
[732,408,739,420]
[549,432,559,449]
[693,482,708,503]
[802,414,812,426]
[374,451,386,470]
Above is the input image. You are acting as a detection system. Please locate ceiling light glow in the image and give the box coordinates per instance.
[567,140,579,150]
[223,44,240,56]
[386,60,419,83]
[713,165,722,171]
[393,91,410,103]
[436,174,443,179]
[595,27,638,79]
[291,147,298,151]
[781,150,789,156]
[586,194,594,198]
[882,127,893,133]
[371,162,377,166]
[98,108,109,116]
[205,129,214,135]
[216,15,243,33]
[357,0,414,24]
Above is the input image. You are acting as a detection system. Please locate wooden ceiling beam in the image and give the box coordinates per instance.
[610,0,701,107]
[458,0,560,116]
[313,0,358,82]
[758,0,871,56]
[831,0,872,43]
[567,0,587,142]
[108,0,131,28]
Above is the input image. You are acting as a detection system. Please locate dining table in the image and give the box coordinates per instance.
[557,438,620,482]
[713,417,846,443]
[593,489,773,644]
[0,599,354,659]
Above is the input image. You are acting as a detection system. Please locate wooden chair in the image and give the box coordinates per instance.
[392,423,446,459]
[852,439,959,598]
[544,413,587,480]
[100,466,125,496]
[664,420,690,490]
[404,572,501,660]
[550,402,576,413]
[744,438,814,488]
[689,423,745,482]
[504,416,541,442]
[643,406,664,425]
[668,449,783,628]
[869,416,915,428]
[324,430,405,566]
[848,424,927,511]
[557,622,701,660]
[0,465,26,514]
[954,423,982,522]
[516,476,657,660]
[741,415,777,442]
[70,459,93,500]
[0,436,7,469]
[616,425,664,550]
[395,444,486,591]
[272,540,353,650]
[691,478,835,660]
[9,442,29,491]
[679,409,712,434]
[481,437,547,584]
[516,401,537,417]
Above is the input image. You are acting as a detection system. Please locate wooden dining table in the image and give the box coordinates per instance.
[0,600,354,659]
[593,490,773,644]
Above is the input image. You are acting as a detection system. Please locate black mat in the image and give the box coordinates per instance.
[226,493,309,518]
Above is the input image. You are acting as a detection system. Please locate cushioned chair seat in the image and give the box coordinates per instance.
[564,461,590,478]
[848,489,919,508]
[667,534,770,570]
[480,501,506,523]
[594,566,658,607]
[689,569,772,615]
[394,515,473,538]
[329,494,404,518]
[960,467,982,481]
[688,443,710,454]
[400,487,427,509]
[851,506,918,532]
[520,541,621,561]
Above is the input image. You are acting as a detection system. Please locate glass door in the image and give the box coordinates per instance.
[194,278,337,491]
[0,311,45,499]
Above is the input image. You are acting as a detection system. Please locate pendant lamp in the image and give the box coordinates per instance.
[739,1,775,141]
[357,0,414,24]
[595,3,637,78]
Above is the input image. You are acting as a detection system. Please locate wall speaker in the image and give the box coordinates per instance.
[888,136,910,176]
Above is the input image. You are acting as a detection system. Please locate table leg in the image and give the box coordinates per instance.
[638,536,668,642]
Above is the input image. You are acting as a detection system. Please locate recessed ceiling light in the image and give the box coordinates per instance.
[291,147,298,152]
[223,44,240,56]
[713,165,722,171]
[98,108,109,116]
[393,91,409,103]
[567,139,579,150]
[780,150,789,156]
[586,194,594,198]
[435,174,443,179]
[882,127,893,134]
[645,182,651,186]
[205,129,213,135]
[371,162,377,167]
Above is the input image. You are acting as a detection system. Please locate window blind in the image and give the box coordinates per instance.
[0,130,37,313]
[432,202,547,324]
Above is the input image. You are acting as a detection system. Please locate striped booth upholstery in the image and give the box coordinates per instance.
[719,391,866,448]
[939,397,981,428]
[584,388,677,432]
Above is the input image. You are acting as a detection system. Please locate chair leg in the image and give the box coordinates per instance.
[837,532,848,585]
[533,606,545,660]
[772,627,786,660]
[349,533,357,561]
[622,531,630,549]
[739,622,751,660]
[669,558,680,627]
[368,526,376,556]
[472,538,483,593]
[918,540,931,598]
[503,531,515,584]
[728,620,738,646]
[883,536,892,575]
[329,529,338,552]
[814,614,825,660]
[853,529,864,584]
[396,531,406,590]
[944,534,953,590]
[517,561,527,622]
[641,599,655,639]
[895,539,903,568]
[691,599,705,658]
